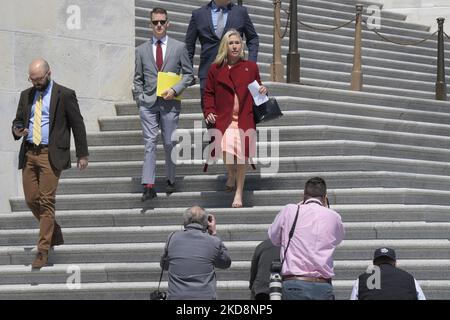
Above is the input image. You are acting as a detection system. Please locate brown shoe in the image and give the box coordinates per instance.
[51,224,64,247]
[32,250,48,269]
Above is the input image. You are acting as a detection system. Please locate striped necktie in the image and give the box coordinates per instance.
[32,94,43,145]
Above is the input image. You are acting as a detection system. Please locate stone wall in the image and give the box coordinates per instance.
[0,0,135,213]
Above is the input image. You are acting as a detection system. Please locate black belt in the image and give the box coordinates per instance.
[25,141,49,152]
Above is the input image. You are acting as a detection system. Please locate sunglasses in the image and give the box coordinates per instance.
[151,20,167,26]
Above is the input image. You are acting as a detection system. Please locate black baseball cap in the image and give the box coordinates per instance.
[373,247,396,262]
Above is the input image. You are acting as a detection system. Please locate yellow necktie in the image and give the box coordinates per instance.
[32,95,43,145]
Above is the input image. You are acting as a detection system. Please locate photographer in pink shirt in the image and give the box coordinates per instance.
[268,177,345,300]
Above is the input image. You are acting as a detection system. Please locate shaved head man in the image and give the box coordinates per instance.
[28,59,51,91]
[12,58,89,268]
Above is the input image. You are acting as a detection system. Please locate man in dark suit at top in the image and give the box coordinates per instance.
[12,58,89,269]
[185,0,259,108]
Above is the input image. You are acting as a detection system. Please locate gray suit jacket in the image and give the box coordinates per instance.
[161,223,231,300]
[133,37,193,108]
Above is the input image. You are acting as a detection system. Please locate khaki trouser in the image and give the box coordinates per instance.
[22,147,60,252]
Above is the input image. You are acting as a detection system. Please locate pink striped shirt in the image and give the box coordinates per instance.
[268,200,345,279]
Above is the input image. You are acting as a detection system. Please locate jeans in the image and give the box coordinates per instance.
[282,279,335,300]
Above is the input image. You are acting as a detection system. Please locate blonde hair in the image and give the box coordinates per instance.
[213,29,245,66]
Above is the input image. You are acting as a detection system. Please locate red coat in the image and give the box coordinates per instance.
[203,60,262,160]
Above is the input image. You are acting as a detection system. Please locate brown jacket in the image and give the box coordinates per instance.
[12,82,88,171]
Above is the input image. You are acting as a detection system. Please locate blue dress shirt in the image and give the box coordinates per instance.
[211,1,229,35]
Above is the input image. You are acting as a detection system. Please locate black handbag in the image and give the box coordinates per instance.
[253,97,283,124]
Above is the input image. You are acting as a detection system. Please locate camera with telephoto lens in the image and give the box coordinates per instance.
[269,259,283,300]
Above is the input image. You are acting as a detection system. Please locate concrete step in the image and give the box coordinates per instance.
[135,22,450,62]
[251,82,450,111]
[120,83,450,114]
[139,28,450,74]
[98,111,450,137]
[165,82,450,114]
[10,188,450,211]
[135,0,432,34]
[209,52,450,83]
[136,32,446,72]
[1,221,449,246]
[152,45,450,84]
[55,171,450,195]
[135,0,409,25]
[57,155,450,179]
[116,97,450,127]
[0,280,448,299]
[0,259,448,286]
[3,204,449,230]
[134,4,450,54]
[301,77,436,100]
[3,279,450,299]
[138,55,443,96]
[86,126,450,151]
[135,16,442,51]
[75,140,450,164]
[1,240,450,265]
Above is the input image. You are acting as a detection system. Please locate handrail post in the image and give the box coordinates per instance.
[287,0,300,83]
[351,4,363,91]
[436,17,447,100]
[271,0,284,82]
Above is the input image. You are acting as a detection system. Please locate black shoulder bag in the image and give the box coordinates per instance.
[150,232,176,300]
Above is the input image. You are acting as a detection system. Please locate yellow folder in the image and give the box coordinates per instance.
[157,72,183,101]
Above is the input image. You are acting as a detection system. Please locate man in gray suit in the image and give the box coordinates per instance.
[161,206,231,299]
[134,7,194,201]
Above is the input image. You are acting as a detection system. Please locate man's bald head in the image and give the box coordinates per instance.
[29,58,50,75]
[28,58,51,91]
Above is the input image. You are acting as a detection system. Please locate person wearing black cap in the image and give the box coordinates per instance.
[350,247,426,300]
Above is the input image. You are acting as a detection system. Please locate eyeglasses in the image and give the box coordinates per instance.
[151,20,167,26]
[28,71,49,83]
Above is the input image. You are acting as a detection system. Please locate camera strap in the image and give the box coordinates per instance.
[157,231,176,292]
[280,205,300,270]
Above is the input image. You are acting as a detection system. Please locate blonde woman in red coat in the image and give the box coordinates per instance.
[203,29,267,208]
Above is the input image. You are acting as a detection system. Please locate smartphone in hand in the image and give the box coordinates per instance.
[14,123,24,131]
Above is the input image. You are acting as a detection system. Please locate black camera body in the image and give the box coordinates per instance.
[150,290,167,300]
[270,259,282,273]
[269,259,283,300]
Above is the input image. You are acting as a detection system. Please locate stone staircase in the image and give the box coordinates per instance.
[2,0,450,299]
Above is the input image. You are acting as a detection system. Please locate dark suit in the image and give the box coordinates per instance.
[12,82,88,253]
[185,1,259,88]
[13,82,88,171]
[249,239,281,300]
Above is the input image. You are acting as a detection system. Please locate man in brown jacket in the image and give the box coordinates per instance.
[12,58,89,268]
